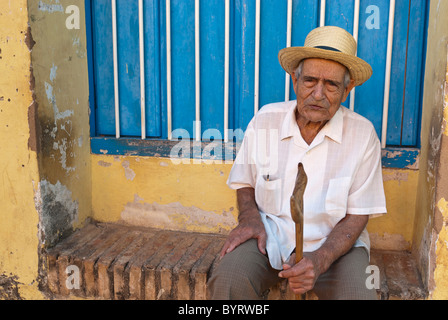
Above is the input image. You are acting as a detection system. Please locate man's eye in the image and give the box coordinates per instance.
[304,79,315,86]
[326,82,339,91]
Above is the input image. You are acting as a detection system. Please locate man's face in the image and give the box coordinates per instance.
[292,58,355,124]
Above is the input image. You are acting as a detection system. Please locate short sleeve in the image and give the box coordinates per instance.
[227,120,257,190]
[347,129,387,216]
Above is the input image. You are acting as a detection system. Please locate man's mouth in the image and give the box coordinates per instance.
[308,105,325,110]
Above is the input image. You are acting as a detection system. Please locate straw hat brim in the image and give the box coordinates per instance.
[278,47,372,86]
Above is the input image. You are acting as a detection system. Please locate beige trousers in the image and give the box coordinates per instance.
[208,239,377,300]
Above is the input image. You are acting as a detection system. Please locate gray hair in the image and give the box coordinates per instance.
[294,60,352,88]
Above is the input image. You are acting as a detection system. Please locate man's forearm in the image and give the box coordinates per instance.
[310,214,369,276]
[236,187,261,223]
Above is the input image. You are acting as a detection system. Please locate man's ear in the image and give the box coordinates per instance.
[342,79,356,103]
[291,71,298,95]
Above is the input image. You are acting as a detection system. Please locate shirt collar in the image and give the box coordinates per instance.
[280,104,344,144]
[280,101,301,140]
[319,106,344,144]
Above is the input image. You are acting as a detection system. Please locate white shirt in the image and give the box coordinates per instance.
[227,101,387,270]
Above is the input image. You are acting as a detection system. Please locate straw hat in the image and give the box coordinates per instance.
[278,26,372,86]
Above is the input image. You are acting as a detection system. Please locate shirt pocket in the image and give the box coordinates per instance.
[255,177,282,215]
[325,177,351,223]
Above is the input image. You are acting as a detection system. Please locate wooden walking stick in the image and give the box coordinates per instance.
[290,162,308,300]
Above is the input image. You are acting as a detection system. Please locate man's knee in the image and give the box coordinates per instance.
[208,239,278,300]
[312,247,377,300]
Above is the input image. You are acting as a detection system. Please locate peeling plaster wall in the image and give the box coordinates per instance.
[0,0,92,299]
[92,153,419,250]
[412,0,448,299]
[368,168,419,251]
[0,0,43,299]
[430,49,448,299]
[91,155,238,235]
[35,180,79,247]
[27,0,92,246]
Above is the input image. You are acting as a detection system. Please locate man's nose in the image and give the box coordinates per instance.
[312,82,325,100]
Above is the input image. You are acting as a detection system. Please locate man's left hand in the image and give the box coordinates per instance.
[278,252,323,295]
[278,214,370,295]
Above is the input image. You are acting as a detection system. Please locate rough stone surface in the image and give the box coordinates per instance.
[373,249,427,300]
[44,222,426,300]
[45,222,225,300]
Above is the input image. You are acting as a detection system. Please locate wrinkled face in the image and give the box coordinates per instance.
[292,58,354,124]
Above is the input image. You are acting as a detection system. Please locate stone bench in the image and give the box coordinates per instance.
[45,222,426,300]
[369,248,426,300]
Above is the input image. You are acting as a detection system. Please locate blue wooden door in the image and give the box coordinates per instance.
[91,0,162,138]
[89,0,427,147]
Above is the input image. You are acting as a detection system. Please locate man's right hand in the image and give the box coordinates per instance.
[219,187,267,258]
[219,216,267,258]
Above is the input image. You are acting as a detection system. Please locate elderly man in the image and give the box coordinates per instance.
[208,26,387,300]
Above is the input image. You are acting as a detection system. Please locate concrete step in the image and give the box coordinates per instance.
[370,249,427,300]
[46,222,226,300]
[45,222,426,300]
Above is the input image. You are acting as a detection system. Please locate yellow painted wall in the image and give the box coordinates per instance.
[28,0,92,245]
[430,51,448,300]
[0,0,92,299]
[368,169,419,251]
[433,197,448,299]
[412,0,448,299]
[92,155,237,234]
[0,0,43,299]
[92,154,418,251]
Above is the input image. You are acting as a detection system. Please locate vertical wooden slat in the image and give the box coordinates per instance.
[195,0,201,141]
[166,0,172,140]
[139,0,146,139]
[320,0,326,27]
[285,0,293,102]
[381,0,396,148]
[224,0,230,142]
[349,0,360,112]
[112,0,120,138]
[254,0,260,115]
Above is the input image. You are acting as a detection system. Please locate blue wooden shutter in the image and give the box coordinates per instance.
[92,0,161,138]
[89,0,427,148]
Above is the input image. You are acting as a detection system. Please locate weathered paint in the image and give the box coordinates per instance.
[35,180,79,247]
[91,137,239,162]
[91,155,237,234]
[0,0,93,299]
[367,169,419,251]
[432,198,448,299]
[431,50,448,299]
[92,137,419,170]
[28,0,92,232]
[37,1,64,13]
[381,148,420,170]
[413,0,448,299]
[92,153,418,250]
[444,80,448,137]
[0,0,43,299]
[121,199,236,234]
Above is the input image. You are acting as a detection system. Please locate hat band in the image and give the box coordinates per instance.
[313,45,341,52]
